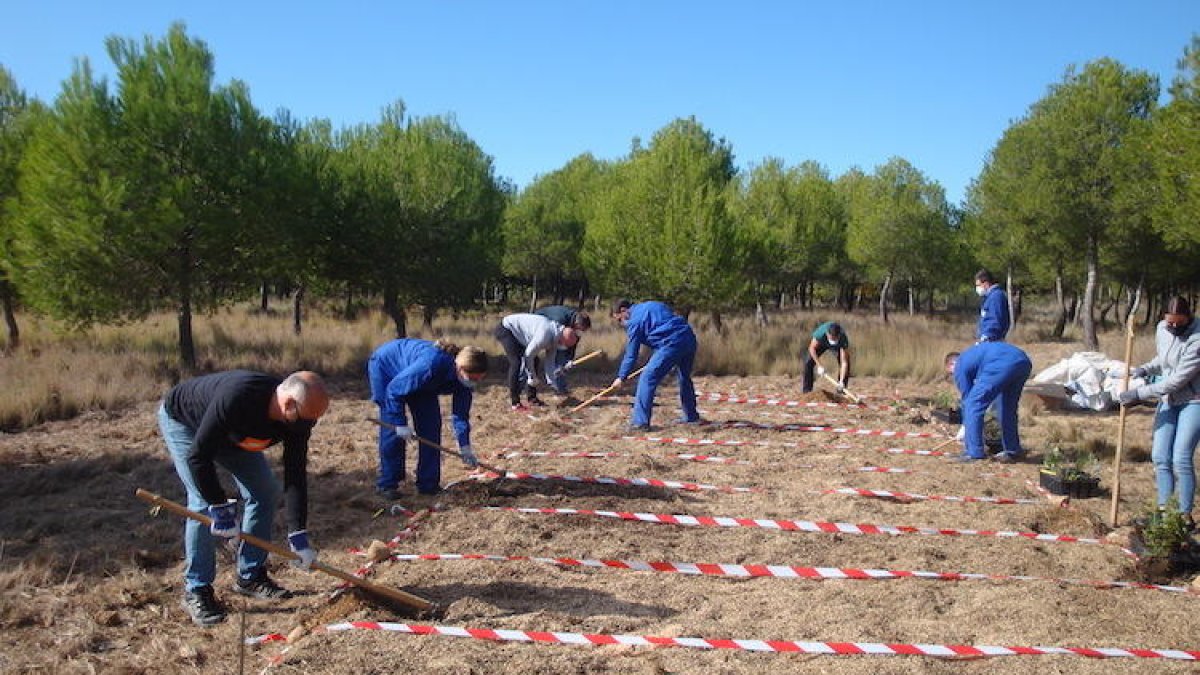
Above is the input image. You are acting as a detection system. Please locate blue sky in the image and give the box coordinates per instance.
[2,2,1196,205]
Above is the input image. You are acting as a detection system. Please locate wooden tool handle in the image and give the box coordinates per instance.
[570,365,646,413]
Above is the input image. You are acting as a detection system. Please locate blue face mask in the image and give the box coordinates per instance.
[458,373,478,389]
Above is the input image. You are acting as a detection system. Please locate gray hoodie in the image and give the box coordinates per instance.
[1134,318,1200,407]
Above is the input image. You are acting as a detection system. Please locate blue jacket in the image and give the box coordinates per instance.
[954,341,1030,394]
[978,285,1010,342]
[369,339,472,447]
[618,301,695,379]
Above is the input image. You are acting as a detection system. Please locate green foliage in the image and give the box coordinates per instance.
[583,117,744,312]
[1040,446,1100,481]
[1140,503,1192,559]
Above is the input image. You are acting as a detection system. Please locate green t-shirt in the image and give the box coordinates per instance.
[812,321,848,350]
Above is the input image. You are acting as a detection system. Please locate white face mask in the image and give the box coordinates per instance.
[975,285,986,297]
[828,336,839,346]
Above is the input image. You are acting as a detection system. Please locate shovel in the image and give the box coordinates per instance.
[821,372,862,404]
[570,365,646,414]
[551,349,604,378]
[367,418,510,477]
[134,488,435,615]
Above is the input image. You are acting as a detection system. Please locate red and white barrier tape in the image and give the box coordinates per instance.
[480,471,760,493]
[696,391,899,412]
[249,621,1200,660]
[856,466,914,473]
[824,487,1040,505]
[381,552,1193,595]
[717,420,937,438]
[498,449,749,465]
[484,506,1108,546]
[884,447,949,456]
[499,450,627,459]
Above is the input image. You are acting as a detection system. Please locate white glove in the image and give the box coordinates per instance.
[954,426,965,441]
[390,424,414,441]
[207,499,240,539]
[526,376,537,388]
[815,365,826,377]
[836,383,846,395]
[287,530,318,570]
[459,445,479,469]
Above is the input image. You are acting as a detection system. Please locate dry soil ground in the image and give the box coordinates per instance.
[0,358,1196,674]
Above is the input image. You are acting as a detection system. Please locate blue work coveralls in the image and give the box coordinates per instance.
[617,302,699,427]
[977,285,1011,342]
[367,339,472,494]
[954,341,1032,459]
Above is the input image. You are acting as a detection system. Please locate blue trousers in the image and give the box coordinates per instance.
[632,335,699,427]
[1152,401,1200,514]
[961,359,1031,459]
[159,404,279,591]
[374,395,443,494]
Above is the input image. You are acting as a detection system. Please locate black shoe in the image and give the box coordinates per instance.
[181,586,226,627]
[673,417,706,426]
[626,423,651,433]
[993,452,1020,464]
[233,571,292,600]
[376,486,404,501]
[527,396,548,407]
[947,454,983,464]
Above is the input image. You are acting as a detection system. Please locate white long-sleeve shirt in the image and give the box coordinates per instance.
[502,313,562,385]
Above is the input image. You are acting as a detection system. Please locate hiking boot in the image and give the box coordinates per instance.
[233,571,293,600]
[181,586,226,627]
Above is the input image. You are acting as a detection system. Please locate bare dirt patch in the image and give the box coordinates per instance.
[0,371,1194,674]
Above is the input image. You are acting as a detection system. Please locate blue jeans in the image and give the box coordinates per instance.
[632,334,699,427]
[1151,401,1200,514]
[158,404,280,591]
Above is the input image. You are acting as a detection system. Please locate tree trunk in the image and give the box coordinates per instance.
[177,243,197,371]
[383,290,407,338]
[529,275,538,313]
[711,310,724,334]
[292,286,304,336]
[907,284,915,316]
[1123,279,1143,328]
[1005,268,1017,331]
[1080,234,1100,350]
[0,278,20,351]
[260,282,270,313]
[755,300,769,327]
[878,273,892,324]
[422,305,435,332]
[1097,284,1119,330]
[1052,274,1067,338]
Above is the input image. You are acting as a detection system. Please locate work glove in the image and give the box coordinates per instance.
[459,444,479,469]
[1111,366,1147,380]
[390,424,415,441]
[287,530,318,570]
[551,360,575,379]
[954,426,965,441]
[611,377,625,389]
[815,365,826,377]
[208,499,239,539]
[1118,389,1140,407]
[836,379,847,394]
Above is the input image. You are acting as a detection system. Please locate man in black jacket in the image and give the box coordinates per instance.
[157,370,330,626]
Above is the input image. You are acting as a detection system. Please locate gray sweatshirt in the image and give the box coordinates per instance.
[501,313,562,386]
[1134,318,1200,407]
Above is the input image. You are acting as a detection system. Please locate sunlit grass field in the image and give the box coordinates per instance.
[0,301,1156,431]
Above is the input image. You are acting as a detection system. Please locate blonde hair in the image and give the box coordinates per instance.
[453,345,489,375]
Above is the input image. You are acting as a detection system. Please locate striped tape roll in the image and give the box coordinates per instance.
[824,487,1041,505]
[483,506,1107,546]
[382,552,1193,594]
[249,621,1200,660]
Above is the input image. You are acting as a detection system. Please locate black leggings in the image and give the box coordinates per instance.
[494,324,528,405]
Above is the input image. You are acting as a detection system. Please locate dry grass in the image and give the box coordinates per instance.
[0,303,1160,432]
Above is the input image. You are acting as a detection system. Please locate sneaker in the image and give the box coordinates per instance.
[527,396,548,407]
[626,423,651,433]
[181,586,226,627]
[947,454,984,464]
[993,452,1021,464]
[673,417,707,426]
[233,571,292,600]
[511,403,530,413]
